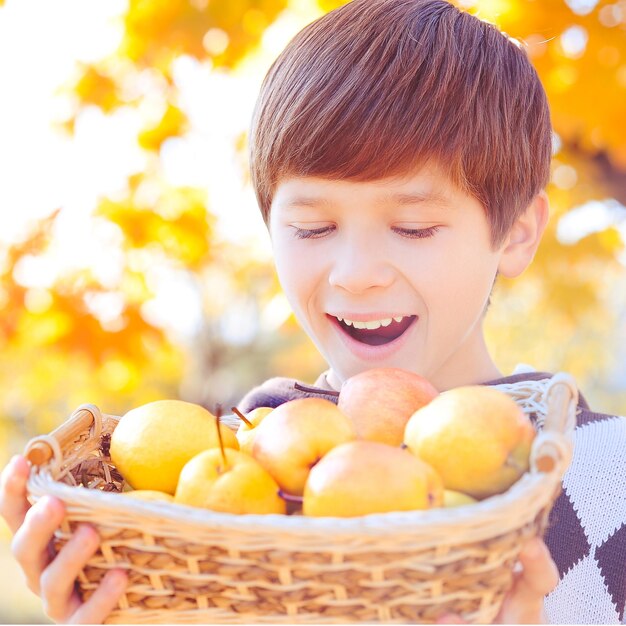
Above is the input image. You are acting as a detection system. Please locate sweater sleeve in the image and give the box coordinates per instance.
[236,376,339,413]
[236,377,303,413]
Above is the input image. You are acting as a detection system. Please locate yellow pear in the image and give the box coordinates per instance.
[123,490,174,503]
[443,490,478,508]
[234,407,273,455]
[303,440,444,517]
[403,386,535,499]
[110,399,239,495]
[175,448,286,515]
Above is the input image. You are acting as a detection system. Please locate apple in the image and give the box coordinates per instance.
[233,406,273,455]
[251,397,356,496]
[303,440,444,517]
[337,367,438,446]
[403,385,536,499]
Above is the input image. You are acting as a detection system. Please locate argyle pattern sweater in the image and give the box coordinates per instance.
[237,370,626,624]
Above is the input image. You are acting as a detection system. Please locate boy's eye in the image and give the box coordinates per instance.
[393,225,441,239]
[291,225,335,239]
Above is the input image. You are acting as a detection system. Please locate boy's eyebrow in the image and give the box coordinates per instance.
[281,191,453,210]
[386,191,453,209]
[281,197,332,210]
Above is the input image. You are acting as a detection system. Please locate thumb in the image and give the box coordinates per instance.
[497,537,560,624]
[516,537,560,597]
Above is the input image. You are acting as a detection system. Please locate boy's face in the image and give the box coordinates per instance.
[268,165,507,391]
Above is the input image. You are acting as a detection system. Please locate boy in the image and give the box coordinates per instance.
[1,0,625,623]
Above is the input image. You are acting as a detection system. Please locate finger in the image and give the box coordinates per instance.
[11,495,65,594]
[496,538,560,624]
[69,569,128,624]
[40,524,101,621]
[0,455,32,534]
[516,537,560,597]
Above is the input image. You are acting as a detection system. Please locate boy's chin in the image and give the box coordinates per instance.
[328,358,420,388]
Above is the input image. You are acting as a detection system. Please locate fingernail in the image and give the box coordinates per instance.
[106,569,127,591]
[76,524,98,543]
[524,538,543,559]
[35,495,52,511]
[39,495,57,510]
[7,455,26,475]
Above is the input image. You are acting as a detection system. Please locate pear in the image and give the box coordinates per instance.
[404,386,535,499]
[234,406,273,455]
[174,447,286,515]
[303,440,444,517]
[251,397,355,496]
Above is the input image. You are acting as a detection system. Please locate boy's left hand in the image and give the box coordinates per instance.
[437,537,559,624]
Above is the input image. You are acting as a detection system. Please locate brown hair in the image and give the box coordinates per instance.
[249,0,552,247]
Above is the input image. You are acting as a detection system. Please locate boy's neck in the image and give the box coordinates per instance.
[427,353,503,392]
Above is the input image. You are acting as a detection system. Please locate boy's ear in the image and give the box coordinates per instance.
[497,191,550,278]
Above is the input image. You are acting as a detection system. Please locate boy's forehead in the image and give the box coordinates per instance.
[272,168,458,210]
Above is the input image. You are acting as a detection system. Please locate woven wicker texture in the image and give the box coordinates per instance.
[24,374,578,624]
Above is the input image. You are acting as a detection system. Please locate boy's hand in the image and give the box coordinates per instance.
[0,455,128,623]
[437,537,559,624]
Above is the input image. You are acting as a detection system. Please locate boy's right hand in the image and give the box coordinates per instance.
[0,455,128,623]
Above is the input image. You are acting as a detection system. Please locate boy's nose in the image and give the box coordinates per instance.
[327,246,395,294]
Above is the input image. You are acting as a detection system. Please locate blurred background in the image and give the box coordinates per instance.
[0,0,625,621]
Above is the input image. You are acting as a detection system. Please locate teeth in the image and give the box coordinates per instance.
[353,320,379,329]
[335,315,407,329]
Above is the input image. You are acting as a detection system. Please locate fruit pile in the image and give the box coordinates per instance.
[109,368,536,517]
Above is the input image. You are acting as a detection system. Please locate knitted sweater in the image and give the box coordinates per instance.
[237,369,626,625]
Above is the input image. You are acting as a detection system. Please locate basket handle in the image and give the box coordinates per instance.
[24,404,103,467]
[530,373,578,476]
[543,373,578,436]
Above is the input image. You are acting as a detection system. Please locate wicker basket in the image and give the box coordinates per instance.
[24,373,578,624]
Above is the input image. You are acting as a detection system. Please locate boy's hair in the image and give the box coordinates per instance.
[249,0,552,247]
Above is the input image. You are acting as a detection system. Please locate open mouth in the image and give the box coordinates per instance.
[330,315,417,346]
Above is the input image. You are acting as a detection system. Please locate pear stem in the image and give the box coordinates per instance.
[277,489,304,503]
[230,406,253,428]
[215,404,227,465]
[293,382,340,397]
